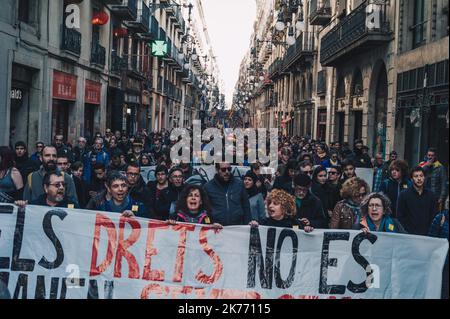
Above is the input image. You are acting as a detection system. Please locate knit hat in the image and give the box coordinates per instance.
[294,174,312,187]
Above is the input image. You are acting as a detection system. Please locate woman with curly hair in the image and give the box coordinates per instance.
[356,192,406,233]
[330,177,370,229]
[250,189,314,232]
[169,184,222,229]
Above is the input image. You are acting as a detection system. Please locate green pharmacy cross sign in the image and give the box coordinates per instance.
[151,40,168,57]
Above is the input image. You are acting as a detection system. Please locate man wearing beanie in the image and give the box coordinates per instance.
[14,141,39,184]
[244,170,266,223]
[294,174,328,229]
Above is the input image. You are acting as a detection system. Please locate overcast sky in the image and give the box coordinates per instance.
[201,0,256,108]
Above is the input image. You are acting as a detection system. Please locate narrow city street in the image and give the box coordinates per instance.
[0,0,448,303]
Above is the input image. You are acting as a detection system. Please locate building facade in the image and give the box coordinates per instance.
[237,0,449,166]
[1,0,222,149]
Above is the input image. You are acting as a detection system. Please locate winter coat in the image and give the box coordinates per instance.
[397,187,438,236]
[204,175,252,226]
[30,194,79,209]
[380,177,412,218]
[129,177,153,217]
[295,191,328,229]
[23,167,78,205]
[155,184,184,220]
[83,149,110,183]
[15,154,38,185]
[248,193,266,223]
[330,199,362,230]
[420,161,448,201]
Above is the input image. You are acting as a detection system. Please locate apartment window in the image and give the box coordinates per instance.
[412,0,427,49]
[18,0,30,23]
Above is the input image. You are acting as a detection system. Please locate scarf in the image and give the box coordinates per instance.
[361,215,397,233]
[345,199,362,225]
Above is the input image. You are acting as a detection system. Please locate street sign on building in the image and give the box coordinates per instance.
[151,40,168,57]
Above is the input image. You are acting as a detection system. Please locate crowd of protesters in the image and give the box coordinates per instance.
[0,129,448,298]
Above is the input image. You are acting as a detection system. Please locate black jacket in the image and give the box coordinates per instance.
[129,177,153,217]
[204,175,252,226]
[30,194,79,209]
[311,182,333,212]
[352,149,373,168]
[155,184,184,220]
[15,154,38,184]
[262,217,301,229]
[327,182,342,212]
[397,187,438,236]
[295,191,328,229]
[73,175,89,208]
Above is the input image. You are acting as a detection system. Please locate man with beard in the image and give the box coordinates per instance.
[73,137,89,163]
[148,165,169,214]
[16,171,79,208]
[127,140,144,164]
[88,163,107,200]
[204,162,251,226]
[22,146,78,204]
[14,141,38,184]
[83,137,110,184]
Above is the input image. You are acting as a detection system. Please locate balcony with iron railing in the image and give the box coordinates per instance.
[110,0,137,21]
[320,0,392,67]
[126,0,149,33]
[268,58,282,78]
[282,32,315,71]
[61,26,81,56]
[111,51,125,74]
[309,0,332,26]
[91,42,106,67]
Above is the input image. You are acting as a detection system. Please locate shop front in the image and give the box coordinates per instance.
[52,70,77,140]
[84,80,101,139]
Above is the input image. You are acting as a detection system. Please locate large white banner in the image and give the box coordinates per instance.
[0,204,447,299]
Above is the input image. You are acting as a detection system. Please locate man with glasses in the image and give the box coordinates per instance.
[204,162,252,226]
[328,165,343,210]
[299,160,313,177]
[23,146,78,204]
[126,163,153,217]
[16,171,78,208]
[155,167,186,220]
[294,174,328,229]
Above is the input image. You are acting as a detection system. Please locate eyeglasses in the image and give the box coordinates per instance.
[220,167,232,172]
[126,173,140,177]
[368,204,383,209]
[48,182,65,188]
[303,171,313,175]
[171,175,183,179]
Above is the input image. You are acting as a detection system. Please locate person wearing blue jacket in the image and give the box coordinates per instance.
[83,137,110,183]
[204,162,252,226]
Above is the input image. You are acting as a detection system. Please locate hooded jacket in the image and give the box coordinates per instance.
[380,177,412,218]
